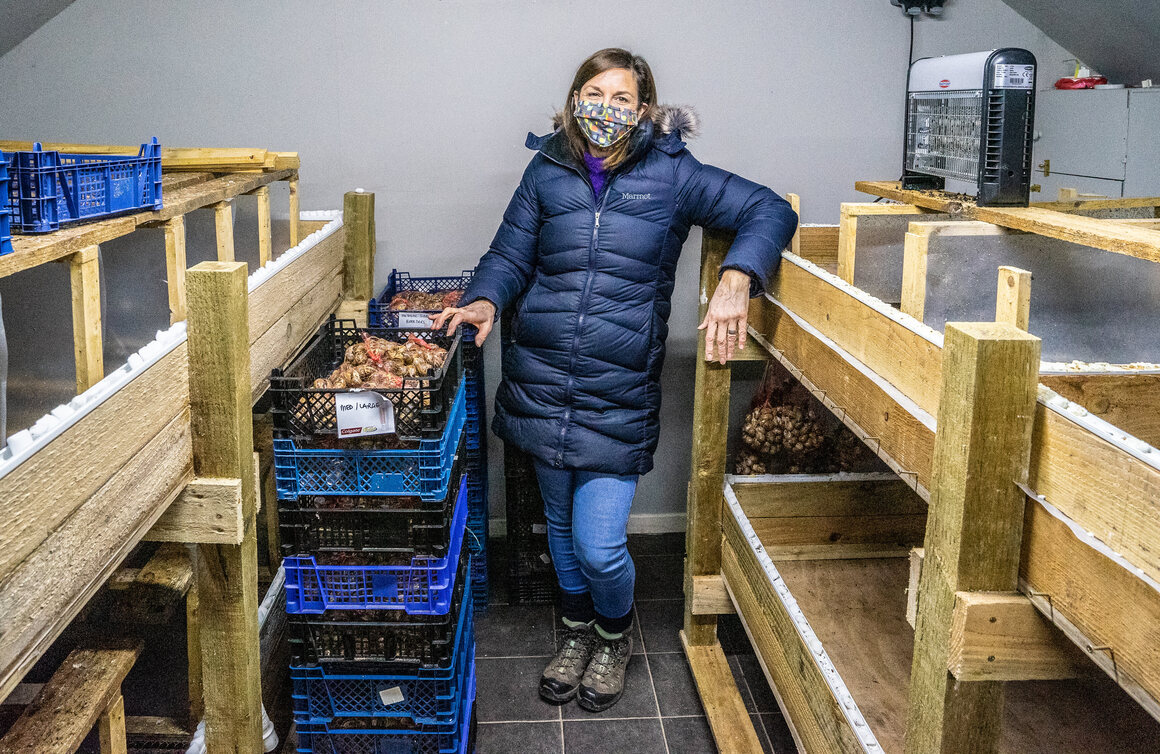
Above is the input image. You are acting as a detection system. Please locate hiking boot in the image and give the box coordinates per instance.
[540,620,597,704]
[577,630,633,712]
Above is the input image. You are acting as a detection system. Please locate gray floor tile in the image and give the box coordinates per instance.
[717,613,753,655]
[563,717,667,754]
[562,654,659,719]
[728,654,757,713]
[762,712,799,753]
[661,715,715,753]
[475,656,559,722]
[635,599,684,654]
[634,555,684,601]
[476,721,563,753]
[736,654,779,714]
[475,603,555,658]
[646,652,704,717]
[752,713,775,754]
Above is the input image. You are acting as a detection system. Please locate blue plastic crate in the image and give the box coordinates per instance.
[368,269,474,329]
[296,664,476,754]
[4,138,162,233]
[291,579,474,725]
[275,381,466,501]
[285,470,469,615]
[0,155,11,256]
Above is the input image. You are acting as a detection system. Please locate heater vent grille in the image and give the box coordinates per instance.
[905,90,983,182]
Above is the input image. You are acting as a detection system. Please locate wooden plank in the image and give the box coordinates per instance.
[749,513,926,549]
[0,343,189,584]
[0,640,141,754]
[947,591,1084,681]
[110,543,194,625]
[145,478,244,545]
[907,547,924,629]
[342,191,375,300]
[98,693,127,754]
[798,225,840,271]
[252,185,272,266]
[335,299,369,329]
[1031,196,1160,211]
[906,322,1040,753]
[163,216,188,324]
[0,409,191,702]
[248,224,344,343]
[162,172,215,192]
[765,543,914,561]
[900,231,929,320]
[856,181,975,214]
[767,255,943,418]
[1021,499,1160,720]
[722,521,866,752]
[125,716,191,737]
[690,575,734,615]
[70,245,104,392]
[1038,373,1160,447]
[681,632,764,753]
[0,142,269,170]
[731,476,924,518]
[995,266,1032,331]
[187,560,203,726]
[683,229,734,646]
[212,201,235,262]
[289,175,301,247]
[187,262,263,753]
[837,204,857,283]
[787,193,801,256]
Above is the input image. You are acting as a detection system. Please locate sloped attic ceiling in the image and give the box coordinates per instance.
[1002,0,1160,84]
[0,0,76,58]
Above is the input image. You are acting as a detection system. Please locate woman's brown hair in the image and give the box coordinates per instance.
[562,48,657,172]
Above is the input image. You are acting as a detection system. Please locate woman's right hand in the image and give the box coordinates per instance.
[430,299,498,345]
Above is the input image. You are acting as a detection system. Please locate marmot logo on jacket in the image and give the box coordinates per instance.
[621,192,652,200]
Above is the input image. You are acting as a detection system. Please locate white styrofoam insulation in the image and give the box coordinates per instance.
[0,213,342,481]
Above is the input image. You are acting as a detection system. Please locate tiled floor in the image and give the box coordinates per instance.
[474,534,798,753]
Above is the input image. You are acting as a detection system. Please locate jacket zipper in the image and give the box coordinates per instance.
[555,174,616,466]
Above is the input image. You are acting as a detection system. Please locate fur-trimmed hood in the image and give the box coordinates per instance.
[548,103,701,139]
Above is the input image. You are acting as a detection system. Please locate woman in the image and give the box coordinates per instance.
[434,48,797,712]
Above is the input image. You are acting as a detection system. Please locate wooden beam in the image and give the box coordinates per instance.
[995,266,1031,331]
[0,639,141,754]
[342,190,375,300]
[335,299,369,329]
[681,632,764,753]
[907,547,924,629]
[900,231,929,320]
[163,216,187,324]
[289,175,301,247]
[1038,372,1160,447]
[69,245,104,392]
[947,591,1084,681]
[683,229,734,646]
[730,475,922,517]
[787,193,801,256]
[98,693,127,754]
[109,542,194,625]
[186,556,204,727]
[212,201,235,262]
[690,574,734,615]
[186,261,263,753]
[837,202,933,284]
[906,322,1040,753]
[145,478,244,544]
[252,185,272,266]
[797,225,839,272]
[855,181,971,214]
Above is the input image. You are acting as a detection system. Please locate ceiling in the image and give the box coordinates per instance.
[0,0,75,58]
[1002,0,1160,84]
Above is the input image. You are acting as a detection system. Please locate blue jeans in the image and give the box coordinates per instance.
[533,460,638,625]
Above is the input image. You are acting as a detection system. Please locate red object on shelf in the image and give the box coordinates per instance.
[1054,76,1109,89]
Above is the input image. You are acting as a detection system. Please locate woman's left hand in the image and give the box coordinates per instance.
[699,269,751,364]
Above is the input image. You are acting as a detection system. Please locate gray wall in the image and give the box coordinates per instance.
[0,0,1071,526]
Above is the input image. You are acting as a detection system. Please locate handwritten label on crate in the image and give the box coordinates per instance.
[378,686,406,707]
[336,391,395,437]
[397,310,436,329]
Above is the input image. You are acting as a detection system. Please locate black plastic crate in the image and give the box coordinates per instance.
[271,316,464,442]
[509,549,558,605]
[289,551,469,668]
[280,451,466,558]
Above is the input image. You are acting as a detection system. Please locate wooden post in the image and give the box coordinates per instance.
[905,322,1040,753]
[343,190,376,301]
[837,204,858,283]
[69,245,104,392]
[683,228,733,646]
[186,261,262,753]
[995,266,1031,331]
[97,693,127,754]
[163,216,188,324]
[288,175,301,247]
[787,193,801,256]
[186,552,204,727]
[253,186,272,266]
[901,231,929,320]
[212,201,235,262]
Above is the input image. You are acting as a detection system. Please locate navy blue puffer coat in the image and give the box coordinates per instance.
[461,104,798,475]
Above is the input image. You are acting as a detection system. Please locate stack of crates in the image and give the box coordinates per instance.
[369,270,491,612]
[0,154,11,256]
[271,315,476,754]
[498,310,559,605]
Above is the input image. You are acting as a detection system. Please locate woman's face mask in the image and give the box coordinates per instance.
[573,96,639,148]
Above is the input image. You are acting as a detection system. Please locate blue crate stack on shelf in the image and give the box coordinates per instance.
[0,154,11,256]
[271,315,476,754]
[369,269,491,612]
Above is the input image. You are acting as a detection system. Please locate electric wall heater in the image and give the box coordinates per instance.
[903,48,1037,206]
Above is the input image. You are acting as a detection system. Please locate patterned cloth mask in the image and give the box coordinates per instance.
[573,99,639,148]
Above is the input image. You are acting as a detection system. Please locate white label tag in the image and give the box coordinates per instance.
[378,686,405,706]
[335,391,395,437]
[531,523,548,535]
[396,311,435,329]
[993,64,1034,89]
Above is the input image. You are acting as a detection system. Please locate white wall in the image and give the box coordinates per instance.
[0,0,1071,525]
